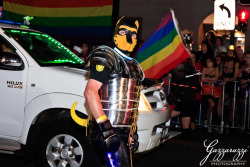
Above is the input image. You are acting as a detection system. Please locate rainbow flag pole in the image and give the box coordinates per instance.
[135,9,191,79]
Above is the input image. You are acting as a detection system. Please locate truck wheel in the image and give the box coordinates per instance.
[35,121,91,167]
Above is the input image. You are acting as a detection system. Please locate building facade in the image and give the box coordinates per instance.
[119,0,250,52]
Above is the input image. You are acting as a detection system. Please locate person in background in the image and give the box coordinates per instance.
[201,57,220,132]
[72,46,82,58]
[167,58,200,137]
[79,42,90,62]
[190,51,203,130]
[214,37,227,58]
[215,55,223,73]
[241,52,248,64]
[218,51,227,62]
[63,38,73,51]
[205,31,216,54]
[219,50,240,127]
[196,40,213,67]
[191,51,203,73]
[227,49,240,62]
[236,52,250,127]
[214,55,224,127]
[235,46,244,64]
[239,50,248,68]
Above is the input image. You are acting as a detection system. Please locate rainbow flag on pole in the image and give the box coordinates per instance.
[135,10,190,79]
[2,0,113,44]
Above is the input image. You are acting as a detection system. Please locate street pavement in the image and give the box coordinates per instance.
[134,128,250,167]
[0,128,250,167]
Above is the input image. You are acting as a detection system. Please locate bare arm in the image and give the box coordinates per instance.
[202,67,219,84]
[201,67,207,82]
[208,67,219,83]
[239,65,248,86]
[84,79,107,122]
[231,62,240,81]
[215,67,219,80]
[84,79,120,153]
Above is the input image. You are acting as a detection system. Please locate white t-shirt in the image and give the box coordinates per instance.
[214,46,227,57]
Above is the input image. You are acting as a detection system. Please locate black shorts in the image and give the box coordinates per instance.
[167,85,196,117]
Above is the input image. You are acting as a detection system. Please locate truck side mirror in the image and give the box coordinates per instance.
[0,52,24,70]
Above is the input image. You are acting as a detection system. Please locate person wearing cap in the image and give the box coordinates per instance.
[72,46,82,58]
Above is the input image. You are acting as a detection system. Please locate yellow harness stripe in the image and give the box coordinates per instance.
[70,102,88,127]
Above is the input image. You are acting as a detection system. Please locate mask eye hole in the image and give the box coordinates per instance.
[132,34,137,39]
[119,30,126,36]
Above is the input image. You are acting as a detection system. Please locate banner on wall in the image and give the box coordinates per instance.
[2,0,113,45]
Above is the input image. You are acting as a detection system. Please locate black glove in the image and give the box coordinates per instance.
[99,120,120,153]
[131,133,139,153]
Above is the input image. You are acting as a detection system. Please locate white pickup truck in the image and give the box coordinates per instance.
[0,21,171,167]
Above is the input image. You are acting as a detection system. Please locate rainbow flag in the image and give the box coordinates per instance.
[2,0,113,44]
[135,10,190,79]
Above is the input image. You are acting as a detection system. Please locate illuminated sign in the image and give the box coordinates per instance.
[214,0,236,30]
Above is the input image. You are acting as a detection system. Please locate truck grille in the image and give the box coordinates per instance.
[142,85,167,109]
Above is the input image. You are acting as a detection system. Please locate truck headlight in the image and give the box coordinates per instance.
[138,92,152,111]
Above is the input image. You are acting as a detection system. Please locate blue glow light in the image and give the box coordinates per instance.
[107,153,115,167]
[0,20,22,25]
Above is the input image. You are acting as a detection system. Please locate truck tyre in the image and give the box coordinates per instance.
[35,120,92,167]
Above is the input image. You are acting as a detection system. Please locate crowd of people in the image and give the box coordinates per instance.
[62,31,249,135]
[167,31,250,134]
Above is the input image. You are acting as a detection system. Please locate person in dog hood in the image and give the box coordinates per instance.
[83,16,144,167]
[112,16,139,54]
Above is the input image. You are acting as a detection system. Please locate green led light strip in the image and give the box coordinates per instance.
[8,29,84,64]
[20,25,29,29]
[54,59,76,63]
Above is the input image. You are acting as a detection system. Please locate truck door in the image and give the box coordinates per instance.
[0,36,28,137]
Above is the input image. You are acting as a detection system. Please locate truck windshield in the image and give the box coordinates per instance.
[4,29,84,68]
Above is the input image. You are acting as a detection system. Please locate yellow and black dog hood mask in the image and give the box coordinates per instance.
[113,17,139,54]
